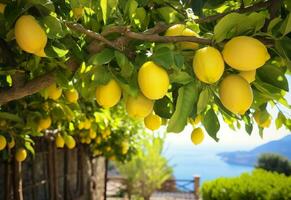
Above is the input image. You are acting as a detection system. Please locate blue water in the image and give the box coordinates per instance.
[164,147,253,185]
[162,130,254,187]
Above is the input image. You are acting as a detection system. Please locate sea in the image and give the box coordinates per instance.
[162,128,255,188]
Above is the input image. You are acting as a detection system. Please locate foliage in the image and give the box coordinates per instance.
[115,135,173,200]
[202,169,291,200]
[0,0,290,160]
[256,153,291,176]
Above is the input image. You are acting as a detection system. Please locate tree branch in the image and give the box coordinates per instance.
[0,58,79,105]
[65,22,123,52]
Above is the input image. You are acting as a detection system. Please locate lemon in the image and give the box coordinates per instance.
[254,111,272,128]
[73,7,84,18]
[219,75,253,115]
[16,148,27,162]
[0,3,6,13]
[102,128,111,137]
[78,121,85,130]
[8,138,15,149]
[15,15,47,54]
[55,134,65,148]
[89,129,97,139]
[138,61,169,100]
[65,89,79,103]
[239,70,256,83]
[144,113,162,131]
[85,137,91,144]
[121,141,129,154]
[47,84,62,100]
[0,135,7,151]
[34,48,46,57]
[193,46,225,84]
[126,94,154,118]
[222,36,270,71]
[191,128,204,145]
[38,116,52,131]
[95,137,101,144]
[65,135,76,149]
[165,24,199,49]
[83,119,91,129]
[96,79,122,108]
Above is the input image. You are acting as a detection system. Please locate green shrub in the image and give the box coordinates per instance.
[256,153,291,176]
[201,169,291,200]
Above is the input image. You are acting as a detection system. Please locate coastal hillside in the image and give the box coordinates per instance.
[218,135,291,166]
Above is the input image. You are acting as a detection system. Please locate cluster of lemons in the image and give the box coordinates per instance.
[0,135,27,162]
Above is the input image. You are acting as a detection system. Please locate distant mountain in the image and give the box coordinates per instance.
[218,135,291,166]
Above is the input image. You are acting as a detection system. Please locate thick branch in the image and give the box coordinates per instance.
[0,58,79,105]
[0,72,55,105]
[194,0,273,24]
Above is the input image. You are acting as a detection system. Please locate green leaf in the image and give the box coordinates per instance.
[24,141,35,157]
[275,37,291,71]
[40,16,64,39]
[202,109,220,142]
[280,13,291,36]
[154,96,174,119]
[167,82,198,133]
[0,112,23,123]
[214,12,266,42]
[275,112,286,129]
[152,47,174,69]
[257,63,289,91]
[89,48,114,65]
[157,6,180,24]
[243,115,253,135]
[169,71,193,85]
[197,89,209,114]
[100,0,108,24]
[114,51,134,78]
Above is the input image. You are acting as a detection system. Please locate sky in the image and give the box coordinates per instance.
[164,75,291,151]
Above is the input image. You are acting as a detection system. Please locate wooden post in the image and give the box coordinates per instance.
[14,160,23,200]
[194,175,200,200]
[103,158,108,200]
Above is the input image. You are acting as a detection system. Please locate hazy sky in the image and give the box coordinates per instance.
[164,76,291,151]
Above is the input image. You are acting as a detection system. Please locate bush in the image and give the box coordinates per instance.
[256,153,291,176]
[201,169,291,200]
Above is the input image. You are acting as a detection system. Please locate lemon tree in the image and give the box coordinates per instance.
[0,0,290,162]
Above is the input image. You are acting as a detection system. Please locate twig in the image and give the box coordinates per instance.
[65,22,123,52]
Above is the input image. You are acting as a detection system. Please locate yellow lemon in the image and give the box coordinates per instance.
[165,24,199,49]
[0,135,7,151]
[239,70,256,83]
[38,116,52,131]
[0,3,6,13]
[96,79,121,108]
[65,89,79,103]
[191,127,204,145]
[73,7,84,18]
[89,129,97,139]
[254,111,272,128]
[138,61,169,100]
[95,137,101,144]
[8,138,15,149]
[85,137,91,144]
[47,84,62,100]
[55,134,65,148]
[219,75,253,115]
[126,94,154,118]
[193,46,225,84]
[121,141,129,154]
[34,48,46,57]
[83,119,91,129]
[65,135,76,149]
[102,128,111,137]
[144,113,162,131]
[222,36,270,71]
[15,148,27,162]
[15,15,47,54]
